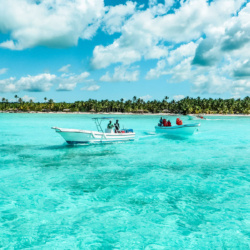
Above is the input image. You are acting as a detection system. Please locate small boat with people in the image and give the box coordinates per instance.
[155,117,200,136]
[52,117,135,144]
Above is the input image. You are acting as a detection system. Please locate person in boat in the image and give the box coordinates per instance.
[114,120,120,132]
[176,118,183,125]
[163,118,167,126]
[107,120,114,129]
[158,117,163,126]
[167,120,172,126]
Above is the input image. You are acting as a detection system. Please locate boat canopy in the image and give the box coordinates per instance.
[92,117,117,132]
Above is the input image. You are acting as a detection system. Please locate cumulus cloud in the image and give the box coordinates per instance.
[81,84,100,91]
[140,94,152,101]
[92,42,142,69]
[192,38,221,66]
[0,72,91,93]
[92,0,244,69]
[233,60,250,78]
[173,95,185,101]
[192,3,250,66]
[100,66,139,82]
[1,0,250,97]
[102,1,136,34]
[91,8,169,69]
[192,73,231,94]
[56,72,90,91]
[58,64,71,73]
[0,77,17,93]
[0,0,104,50]
[143,1,250,96]
[146,41,199,80]
[0,73,56,93]
[21,95,36,102]
[232,79,250,96]
[145,60,166,80]
[0,68,8,75]
[221,7,250,52]
[168,41,199,65]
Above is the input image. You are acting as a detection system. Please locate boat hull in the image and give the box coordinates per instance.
[52,127,135,144]
[155,123,200,136]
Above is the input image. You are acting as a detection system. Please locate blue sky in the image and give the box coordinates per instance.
[0,0,250,102]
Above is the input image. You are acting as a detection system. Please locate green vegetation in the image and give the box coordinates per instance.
[1,96,250,114]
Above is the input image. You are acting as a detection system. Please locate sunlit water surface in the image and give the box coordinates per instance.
[0,114,250,249]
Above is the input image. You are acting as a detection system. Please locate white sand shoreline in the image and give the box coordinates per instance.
[0,111,249,116]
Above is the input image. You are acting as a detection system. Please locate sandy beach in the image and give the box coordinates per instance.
[0,110,249,116]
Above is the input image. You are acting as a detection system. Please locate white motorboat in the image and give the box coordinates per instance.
[155,123,200,136]
[52,117,135,144]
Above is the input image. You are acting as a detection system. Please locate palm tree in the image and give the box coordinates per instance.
[44,97,47,103]
[14,95,18,103]
[5,99,9,110]
[1,98,6,110]
[0,96,249,113]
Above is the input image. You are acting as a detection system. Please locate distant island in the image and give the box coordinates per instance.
[1,96,250,115]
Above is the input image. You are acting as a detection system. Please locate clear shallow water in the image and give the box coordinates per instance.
[0,114,250,249]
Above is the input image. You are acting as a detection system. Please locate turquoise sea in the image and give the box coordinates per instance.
[0,114,250,249]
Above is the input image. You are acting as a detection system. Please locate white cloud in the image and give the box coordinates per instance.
[92,8,169,69]
[167,57,194,83]
[168,41,199,65]
[173,95,185,101]
[21,95,36,102]
[1,0,250,97]
[92,42,142,69]
[56,72,90,91]
[231,79,250,96]
[18,73,56,92]
[142,2,250,96]
[145,41,199,81]
[0,73,56,93]
[145,60,166,80]
[192,73,230,94]
[92,0,244,69]
[0,68,8,75]
[58,64,71,73]
[100,66,139,82]
[0,72,91,93]
[81,84,100,91]
[140,94,152,101]
[0,0,104,50]
[102,1,136,34]
[0,77,16,92]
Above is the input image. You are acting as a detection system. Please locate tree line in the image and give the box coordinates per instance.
[1,95,250,114]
